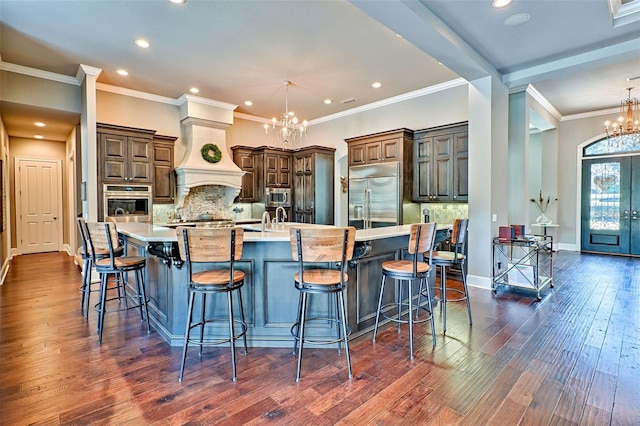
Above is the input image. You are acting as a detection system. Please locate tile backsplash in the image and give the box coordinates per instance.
[422,203,468,225]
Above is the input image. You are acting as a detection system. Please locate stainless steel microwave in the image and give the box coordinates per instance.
[265,187,291,207]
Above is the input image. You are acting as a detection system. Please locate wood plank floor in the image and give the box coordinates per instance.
[1,251,638,425]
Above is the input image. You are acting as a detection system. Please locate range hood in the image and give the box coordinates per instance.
[174,117,244,209]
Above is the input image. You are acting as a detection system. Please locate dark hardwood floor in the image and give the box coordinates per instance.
[1,251,638,425]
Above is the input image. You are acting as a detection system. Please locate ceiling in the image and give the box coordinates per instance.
[1,0,639,141]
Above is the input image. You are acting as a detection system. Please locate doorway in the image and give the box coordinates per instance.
[15,158,63,254]
[581,155,640,255]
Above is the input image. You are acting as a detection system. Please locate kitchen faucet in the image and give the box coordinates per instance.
[275,206,287,225]
[114,207,125,215]
[261,211,271,232]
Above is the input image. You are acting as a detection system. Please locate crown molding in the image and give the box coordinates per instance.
[176,94,237,111]
[76,64,102,82]
[97,82,180,105]
[526,85,562,121]
[0,61,78,85]
[310,78,468,125]
[561,106,620,122]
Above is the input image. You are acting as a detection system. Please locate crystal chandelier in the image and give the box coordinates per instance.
[604,87,640,149]
[264,80,308,147]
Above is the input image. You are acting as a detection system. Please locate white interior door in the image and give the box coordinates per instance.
[17,158,62,254]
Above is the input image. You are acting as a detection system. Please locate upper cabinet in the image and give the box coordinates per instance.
[263,149,292,188]
[346,128,412,167]
[98,123,155,184]
[413,122,468,203]
[231,146,260,202]
[152,134,177,204]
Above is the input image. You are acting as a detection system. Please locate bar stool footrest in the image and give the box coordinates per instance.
[291,317,351,346]
[94,295,150,314]
[187,317,248,347]
[379,301,434,325]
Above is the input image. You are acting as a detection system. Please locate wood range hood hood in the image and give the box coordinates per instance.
[174,116,244,209]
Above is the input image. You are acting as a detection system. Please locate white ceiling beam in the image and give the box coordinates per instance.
[349,0,500,82]
[502,39,640,88]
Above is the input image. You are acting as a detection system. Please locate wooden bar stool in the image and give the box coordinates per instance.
[373,223,438,359]
[289,227,355,382]
[431,218,472,334]
[77,218,124,318]
[84,221,150,345]
[176,227,248,382]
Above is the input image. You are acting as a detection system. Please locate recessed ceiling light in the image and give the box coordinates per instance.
[34,122,46,127]
[244,101,253,106]
[169,0,186,3]
[135,39,150,48]
[504,13,530,26]
[492,0,513,8]
[324,99,333,105]
[116,69,129,76]
[395,33,403,38]
[371,82,382,89]
[35,135,44,139]
[189,87,199,94]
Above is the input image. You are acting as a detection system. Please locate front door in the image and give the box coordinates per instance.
[581,155,640,255]
[17,158,62,254]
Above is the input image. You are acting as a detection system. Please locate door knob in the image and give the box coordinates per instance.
[632,210,639,220]
[623,210,630,219]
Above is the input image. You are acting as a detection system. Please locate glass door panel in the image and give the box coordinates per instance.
[581,156,639,255]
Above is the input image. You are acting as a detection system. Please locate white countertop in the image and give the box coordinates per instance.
[117,222,447,243]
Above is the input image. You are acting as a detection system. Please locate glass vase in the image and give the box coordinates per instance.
[536,213,552,225]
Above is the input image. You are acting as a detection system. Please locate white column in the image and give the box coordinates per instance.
[76,64,101,220]
[508,89,530,225]
[467,76,509,288]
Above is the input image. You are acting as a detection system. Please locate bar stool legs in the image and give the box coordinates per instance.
[373,275,435,360]
[178,286,248,383]
[96,268,150,346]
[292,290,352,382]
[438,264,472,334]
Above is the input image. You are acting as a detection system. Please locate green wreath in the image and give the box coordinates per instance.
[200,143,222,163]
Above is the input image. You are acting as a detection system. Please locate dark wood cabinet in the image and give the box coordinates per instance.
[263,150,291,188]
[347,132,403,166]
[231,146,260,202]
[293,146,335,225]
[98,124,154,184]
[152,134,177,204]
[413,122,468,203]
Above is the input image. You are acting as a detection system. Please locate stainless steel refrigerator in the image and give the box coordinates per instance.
[348,162,401,229]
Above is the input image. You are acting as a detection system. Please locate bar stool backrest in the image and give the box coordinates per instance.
[84,221,121,267]
[409,223,438,273]
[77,217,89,258]
[176,227,244,263]
[450,218,469,259]
[289,227,356,264]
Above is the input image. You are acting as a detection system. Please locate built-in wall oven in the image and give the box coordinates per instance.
[103,184,152,223]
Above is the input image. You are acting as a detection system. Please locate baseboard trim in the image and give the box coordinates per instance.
[467,274,492,290]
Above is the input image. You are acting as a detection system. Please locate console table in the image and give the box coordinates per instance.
[491,235,553,300]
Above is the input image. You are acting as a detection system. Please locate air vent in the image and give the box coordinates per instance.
[339,97,357,104]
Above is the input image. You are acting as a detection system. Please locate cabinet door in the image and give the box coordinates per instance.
[128,137,152,183]
[235,151,258,202]
[101,134,128,181]
[264,153,279,187]
[365,142,382,163]
[453,131,469,201]
[381,139,399,162]
[434,134,452,200]
[349,143,367,166]
[277,154,291,187]
[413,135,433,201]
[153,142,174,203]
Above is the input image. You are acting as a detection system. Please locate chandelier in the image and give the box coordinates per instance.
[604,87,640,149]
[263,80,308,147]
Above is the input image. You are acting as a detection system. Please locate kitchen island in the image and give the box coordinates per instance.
[117,222,449,347]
